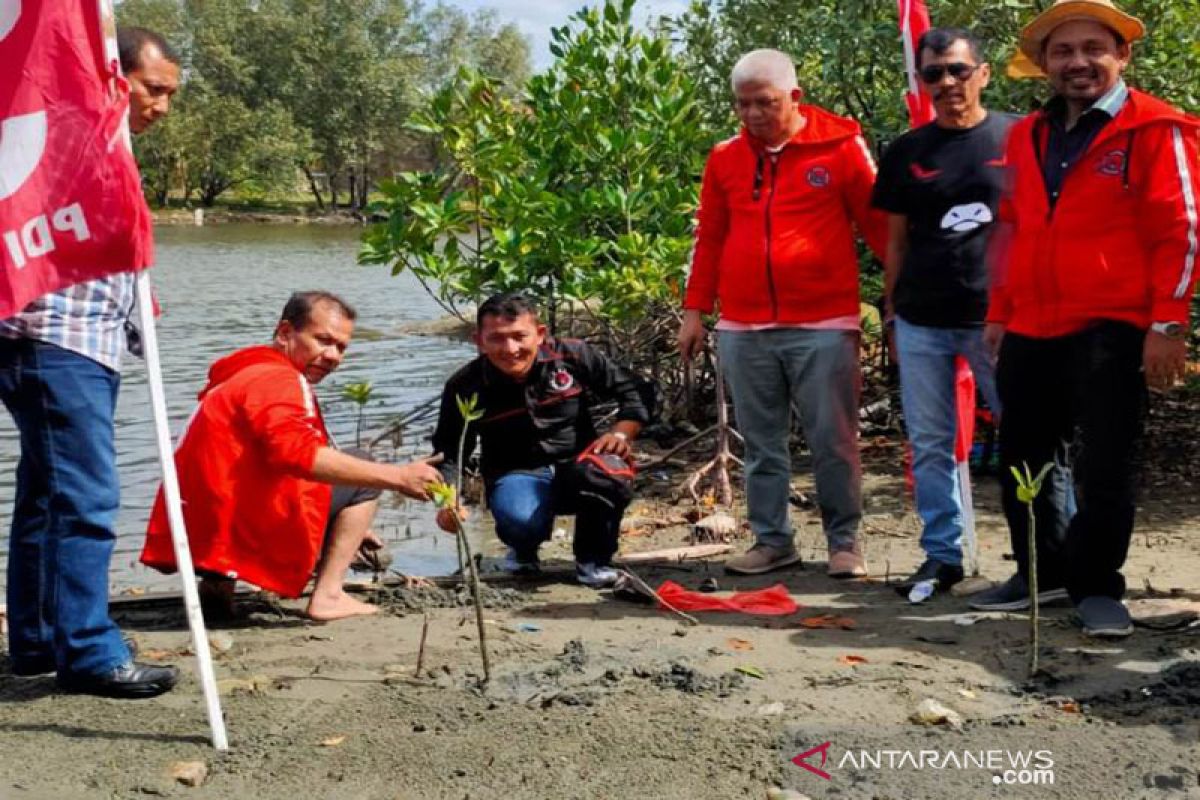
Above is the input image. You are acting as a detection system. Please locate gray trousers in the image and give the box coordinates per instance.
[718,328,862,551]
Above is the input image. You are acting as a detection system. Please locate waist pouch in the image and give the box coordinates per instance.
[569,452,636,510]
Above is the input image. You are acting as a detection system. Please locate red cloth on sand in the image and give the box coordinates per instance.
[655,581,799,616]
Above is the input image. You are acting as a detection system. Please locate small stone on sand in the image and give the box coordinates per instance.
[168,761,207,788]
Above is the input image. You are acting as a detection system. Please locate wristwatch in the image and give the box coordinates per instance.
[1150,321,1186,340]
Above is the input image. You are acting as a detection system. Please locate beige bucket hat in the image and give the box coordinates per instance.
[1018,0,1145,62]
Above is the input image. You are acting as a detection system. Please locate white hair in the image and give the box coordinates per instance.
[730,49,799,92]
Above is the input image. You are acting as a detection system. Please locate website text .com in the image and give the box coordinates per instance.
[793,744,1056,787]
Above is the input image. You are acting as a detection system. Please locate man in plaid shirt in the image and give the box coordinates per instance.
[0,27,180,698]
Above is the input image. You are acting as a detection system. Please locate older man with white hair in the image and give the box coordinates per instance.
[679,49,887,576]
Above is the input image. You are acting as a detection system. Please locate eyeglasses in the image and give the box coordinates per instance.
[919,62,979,84]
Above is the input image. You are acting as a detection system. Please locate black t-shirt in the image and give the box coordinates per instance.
[872,112,1016,328]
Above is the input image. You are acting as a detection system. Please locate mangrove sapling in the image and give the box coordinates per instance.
[1011,461,1054,677]
[684,348,741,536]
[341,381,374,448]
[429,393,491,683]
[451,393,482,574]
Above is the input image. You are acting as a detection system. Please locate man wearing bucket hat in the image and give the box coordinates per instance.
[975,0,1200,637]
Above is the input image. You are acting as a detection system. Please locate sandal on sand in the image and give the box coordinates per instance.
[350,534,394,573]
[198,577,239,622]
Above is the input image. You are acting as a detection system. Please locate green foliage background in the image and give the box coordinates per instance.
[670,0,1200,153]
[360,0,1199,407]
[119,0,1200,351]
[115,0,532,208]
[667,0,1200,306]
[361,0,710,333]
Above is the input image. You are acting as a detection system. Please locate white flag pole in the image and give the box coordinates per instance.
[135,272,229,751]
[959,460,978,578]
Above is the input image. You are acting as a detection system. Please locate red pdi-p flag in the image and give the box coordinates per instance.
[0,0,154,319]
[897,0,935,128]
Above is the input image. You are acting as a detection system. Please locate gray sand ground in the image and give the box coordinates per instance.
[2,465,1198,800]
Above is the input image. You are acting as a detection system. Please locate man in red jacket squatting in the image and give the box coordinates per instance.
[678,49,887,577]
[973,0,1200,637]
[141,292,443,621]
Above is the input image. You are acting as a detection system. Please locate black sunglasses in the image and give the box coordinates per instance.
[919,62,979,84]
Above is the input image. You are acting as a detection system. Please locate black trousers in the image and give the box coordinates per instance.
[487,461,631,566]
[997,322,1146,601]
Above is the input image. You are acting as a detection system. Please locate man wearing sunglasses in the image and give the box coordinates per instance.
[977,0,1200,638]
[872,28,1014,595]
[678,49,887,577]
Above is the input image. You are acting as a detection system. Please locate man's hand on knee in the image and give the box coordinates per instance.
[589,431,632,460]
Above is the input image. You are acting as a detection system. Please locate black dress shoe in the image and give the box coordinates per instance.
[57,661,179,699]
[9,653,55,677]
[895,558,965,595]
[9,635,140,677]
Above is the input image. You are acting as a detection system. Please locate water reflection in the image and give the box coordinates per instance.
[0,224,477,592]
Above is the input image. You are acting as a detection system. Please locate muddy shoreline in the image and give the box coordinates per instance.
[152,208,363,226]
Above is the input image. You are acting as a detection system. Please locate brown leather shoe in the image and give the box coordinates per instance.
[827,548,868,578]
[724,544,802,575]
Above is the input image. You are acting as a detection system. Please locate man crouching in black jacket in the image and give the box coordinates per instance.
[432,293,649,587]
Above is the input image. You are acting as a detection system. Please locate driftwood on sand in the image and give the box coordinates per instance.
[614,543,733,565]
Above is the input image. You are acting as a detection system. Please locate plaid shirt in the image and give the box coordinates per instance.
[0,272,137,372]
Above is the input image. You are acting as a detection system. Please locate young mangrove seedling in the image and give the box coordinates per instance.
[429,393,490,683]
[341,381,374,448]
[1011,461,1053,677]
[452,393,484,572]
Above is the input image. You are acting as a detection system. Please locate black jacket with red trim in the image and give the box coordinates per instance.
[431,337,650,485]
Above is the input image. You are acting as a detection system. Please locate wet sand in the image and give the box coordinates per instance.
[3,457,1198,800]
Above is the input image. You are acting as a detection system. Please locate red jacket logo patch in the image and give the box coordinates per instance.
[806,165,832,188]
[1096,149,1127,177]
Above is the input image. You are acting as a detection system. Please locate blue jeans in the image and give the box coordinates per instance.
[0,339,130,676]
[718,328,862,552]
[487,464,625,566]
[895,318,1001,566]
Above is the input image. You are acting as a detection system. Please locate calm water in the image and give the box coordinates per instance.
[0,224,477,593]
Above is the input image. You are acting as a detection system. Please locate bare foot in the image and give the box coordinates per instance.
[305,591,381,622]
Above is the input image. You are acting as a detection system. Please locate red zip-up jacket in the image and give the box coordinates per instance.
[683,106,887,323]
[988,89,1200,337]
[141,346,332,597]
